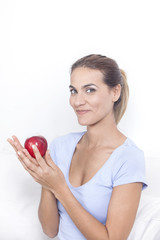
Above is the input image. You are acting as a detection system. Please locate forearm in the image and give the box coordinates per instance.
[57,186,109,240]
[38,187,59,238]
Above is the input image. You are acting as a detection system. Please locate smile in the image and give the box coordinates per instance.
[76,110,90,115]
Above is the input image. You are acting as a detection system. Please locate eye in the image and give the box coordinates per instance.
[70,89,77,94]
[86,88,96,93]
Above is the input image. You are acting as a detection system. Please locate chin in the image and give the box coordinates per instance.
[77,118,97,126]
[77,120,88,126]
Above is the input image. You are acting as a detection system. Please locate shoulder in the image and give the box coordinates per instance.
[112,137,145,176]
[119,138,144,162]
[111,138,145,178]
[49,131,86,150]
[49,131,86,167]
[112,138,147,189]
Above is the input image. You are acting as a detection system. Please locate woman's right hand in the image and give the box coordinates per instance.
[7,135,39,166]
[7,136,67,197]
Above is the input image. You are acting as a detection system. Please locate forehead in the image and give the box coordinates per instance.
[70,67,105,87]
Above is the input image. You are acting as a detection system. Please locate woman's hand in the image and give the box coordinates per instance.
[7,136,67,197]
[7,136,39,166]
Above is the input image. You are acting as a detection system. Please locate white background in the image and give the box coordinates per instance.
[0,1,160,239]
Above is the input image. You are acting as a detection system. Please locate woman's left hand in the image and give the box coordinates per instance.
[23,145,67,196]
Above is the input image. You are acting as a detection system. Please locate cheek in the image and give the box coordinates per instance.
[93,95,112,112]
[102,97,114,112]
[91,95,106,109]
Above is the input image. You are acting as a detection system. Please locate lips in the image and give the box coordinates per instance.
[76,110,90,115]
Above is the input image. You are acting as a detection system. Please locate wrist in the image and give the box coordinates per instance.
[54,183,71,202]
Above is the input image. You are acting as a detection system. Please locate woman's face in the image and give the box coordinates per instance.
[69,67,119,126]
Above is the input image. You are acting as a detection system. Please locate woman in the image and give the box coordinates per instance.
[8,54,147,240]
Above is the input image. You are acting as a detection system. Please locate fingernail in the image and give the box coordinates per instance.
[32,145,36,149]
[17,151,21,156]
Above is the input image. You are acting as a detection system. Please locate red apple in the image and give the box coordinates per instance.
[24,136,48,158]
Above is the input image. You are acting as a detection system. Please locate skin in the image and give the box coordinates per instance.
[7,67,143,240]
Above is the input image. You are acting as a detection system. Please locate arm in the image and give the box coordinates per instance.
[105,183,142,240]
[38,187,59,238]
[56,182,142,240]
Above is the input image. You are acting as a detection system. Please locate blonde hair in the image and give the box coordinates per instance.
[114,69,129,124]
[71,54,129,125]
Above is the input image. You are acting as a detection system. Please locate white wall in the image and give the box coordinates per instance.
[0,1,160,239]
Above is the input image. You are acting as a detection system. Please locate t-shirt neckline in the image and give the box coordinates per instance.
[67,132,128,190]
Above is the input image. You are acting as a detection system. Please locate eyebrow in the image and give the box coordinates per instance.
[69,83,98,89]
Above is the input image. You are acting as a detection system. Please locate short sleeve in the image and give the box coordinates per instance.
[112,146,148,190]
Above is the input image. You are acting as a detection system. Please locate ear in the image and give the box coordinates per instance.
[112,84,121,102]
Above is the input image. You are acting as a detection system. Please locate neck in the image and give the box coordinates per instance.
[83,114,124,148]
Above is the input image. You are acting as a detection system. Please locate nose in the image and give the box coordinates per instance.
[73,93,86,107]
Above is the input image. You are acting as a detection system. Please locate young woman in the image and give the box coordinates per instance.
[8,54,147,240]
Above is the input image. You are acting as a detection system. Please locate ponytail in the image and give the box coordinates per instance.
[114,69,129,125]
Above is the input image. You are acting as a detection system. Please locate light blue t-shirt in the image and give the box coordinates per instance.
[49,131,148,240]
